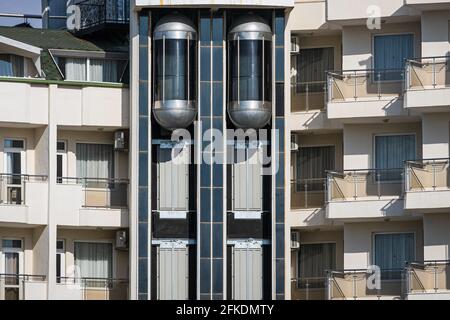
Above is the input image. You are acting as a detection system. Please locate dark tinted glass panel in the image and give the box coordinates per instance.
[154,39,196,101]
[229,40,271,102]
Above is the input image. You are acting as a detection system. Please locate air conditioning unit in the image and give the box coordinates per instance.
[116,230,128,249]
[291,231,300,249]
[291,134,299,152]
[291,36,300,54]
[114,131,127,151]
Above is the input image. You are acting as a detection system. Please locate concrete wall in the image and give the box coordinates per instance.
[423,213,450,261]
[421,113,450,159]
[421,11,450,57]
[343,122,422,170]
[57,229,129,279]
[58,130,129,179]
[343,220,423,269]
[342,22,421,70]
[288,1,327,32]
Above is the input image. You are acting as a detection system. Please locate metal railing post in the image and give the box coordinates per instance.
[352,274,357,300]
[353,71,357,100]
[353,172,357,200]
[377,171,381,199]
[305,83,309,112]
[432,57,436,88]
[433,159,436,190]
[377,72,381,99]
[304,180,308,208]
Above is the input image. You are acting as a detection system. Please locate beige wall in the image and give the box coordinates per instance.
[343,220,424,269]
[0,227,38,275]
[423,213,450,261]
[422,113,450,159]
[0,127,48,175]
[289,1,327,32]
[57,228,129,279]
[343,122,422,170]
[421,11,450,57]
[58,130,128,179]
[342,22,421,70]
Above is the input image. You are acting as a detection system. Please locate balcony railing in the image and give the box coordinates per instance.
[327,169,404,202]
[291,178,326,209]
[405,260,450,294]
[291,81,327,112]
[57,277,128,300]
[405,56,450,90]
[0,174,47,205]
[405,159,450,191]
[77,0,130,31]
[0,274,46,300]
[291,277,327,300]
[58,177,128,209]
[327,69,405,102]
[328,269,404,300]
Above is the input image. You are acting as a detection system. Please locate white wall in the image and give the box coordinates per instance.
[343,220,423,269]
[423,213,450,260]
[343,122,422,170]
[421,11,450,57]
[421,113,450,159]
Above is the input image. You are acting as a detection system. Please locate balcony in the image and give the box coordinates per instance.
[0,274,47,300]
[55,277,128,300]
[327,70,407,122]
[291,81,326,113]
[291,277,327,300]
[326,169,405,220]
[55,178,129,228]
[291,178,326,210]
[404,57,450,112]
[405,0,450,10]
[75,0,129,35]
[405,261,450,299]
[0,174,48,225]
[404,159,450,212]
[328,269,404,300]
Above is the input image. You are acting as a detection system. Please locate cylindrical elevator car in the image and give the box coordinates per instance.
[153,14,197,130]
[228,15,272,129]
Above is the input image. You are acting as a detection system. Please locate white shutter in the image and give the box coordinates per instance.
[157,242,189,300]
[232,242,263,300]
[157,144,189,211]
[233,145,262,211]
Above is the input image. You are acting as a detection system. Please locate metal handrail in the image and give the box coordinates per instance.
[0,273,46,281]
[58,177,129,184]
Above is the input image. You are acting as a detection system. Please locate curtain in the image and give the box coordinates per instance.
[74,242,112,282]
[296,47,334,93]
[90,59,119,83]
[0,54,23,77]
[297,146,335,191]
[374,233,415,279]
[65,58,87,81]
[375,135,415,180]
[76,143,114,179]
[298,243,336,287]
[374,34,414,80]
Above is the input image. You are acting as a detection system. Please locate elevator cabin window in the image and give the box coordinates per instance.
[229,38,272,103]
[157,144,189,211]
[232,146,262,211]
[157,242,188,300]
[154,37,196,102]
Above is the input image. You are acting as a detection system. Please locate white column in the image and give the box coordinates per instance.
[46,84,58,299]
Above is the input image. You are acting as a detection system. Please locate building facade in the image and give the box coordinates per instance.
[0,0,450,300]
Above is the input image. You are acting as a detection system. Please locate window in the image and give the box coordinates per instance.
[296,47,334,93]
[157,144,190,211]
[56,240,65,283]
[375,134,415,181]
[374,233,415,279]
[233,146,262,211]
[296,146,335,191]
[57,56,128,83]
[298,243,336,288]
[4,139,25,195]
[74,242,113,283]
[374,34,414,80]
[76,143,115,179]
[0,54,24,77]
[1,239,23,300]
[57,141,67,184]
